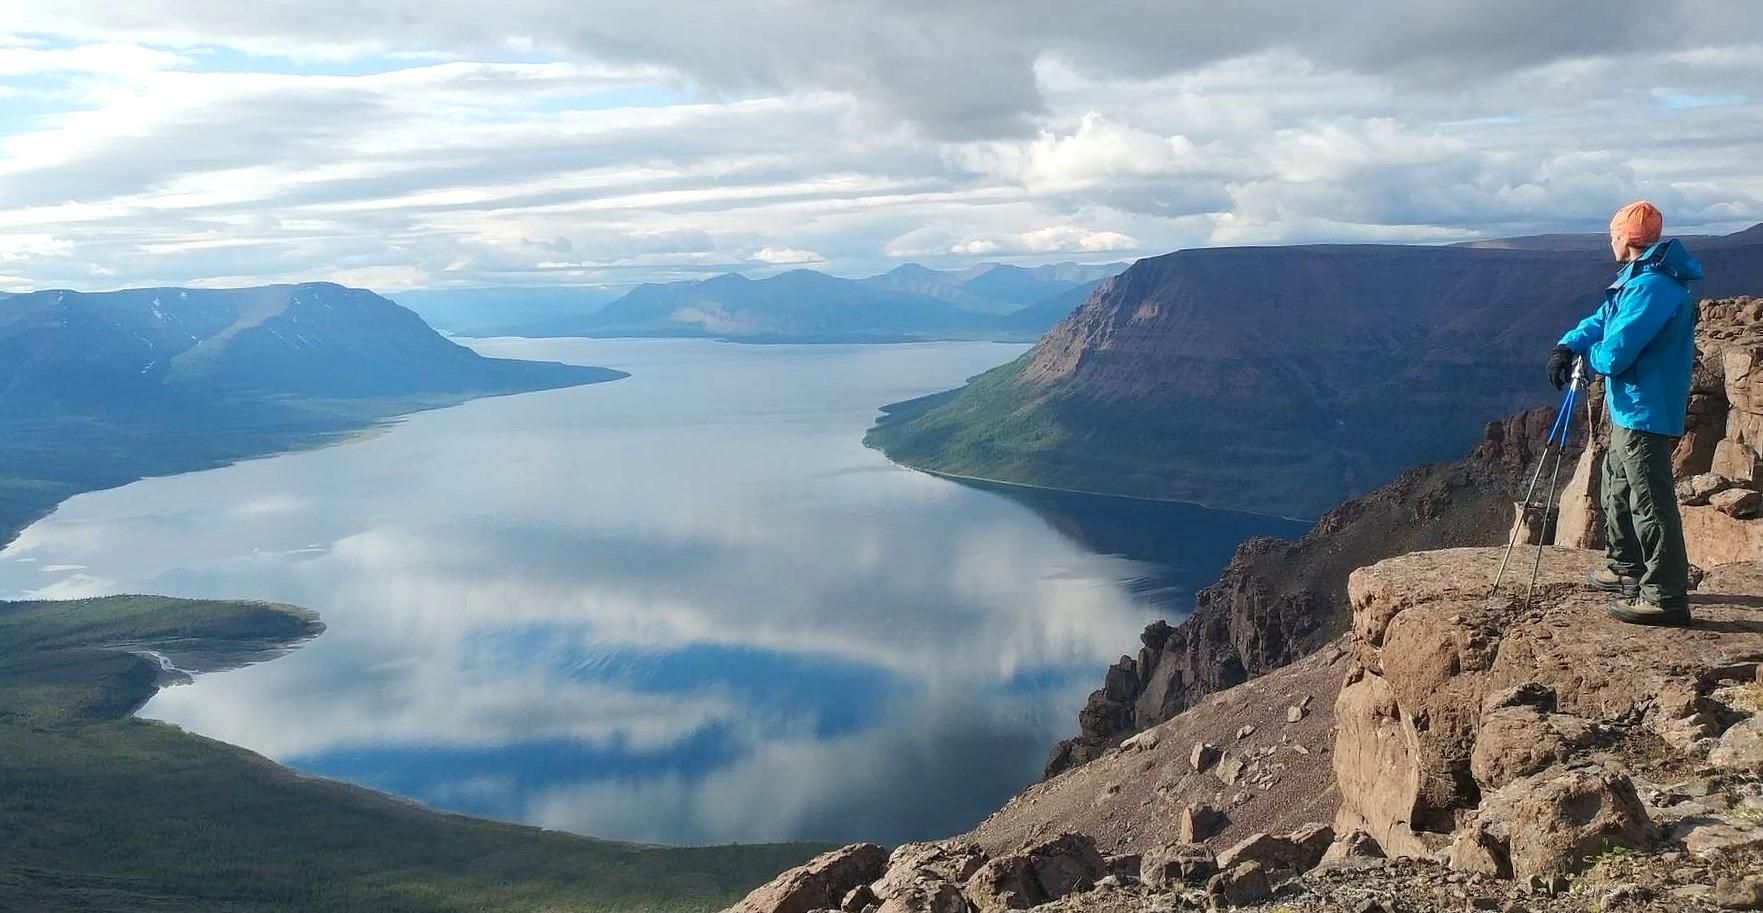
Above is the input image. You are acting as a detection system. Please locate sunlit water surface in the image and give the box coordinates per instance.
[0,339,1304,845]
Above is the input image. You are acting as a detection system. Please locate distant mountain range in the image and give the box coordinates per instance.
[393,262,1128,343]
[867,225,1763,517]
[0,282,623,546]
[392,286,628,337]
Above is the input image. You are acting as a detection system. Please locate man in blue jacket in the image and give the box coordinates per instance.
[1548,201,1703,626]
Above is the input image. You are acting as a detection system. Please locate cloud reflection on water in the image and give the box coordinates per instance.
[0,339,1304,845]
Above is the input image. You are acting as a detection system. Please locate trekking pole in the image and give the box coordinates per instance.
[1523,358,1586,607]
[1488,360,1582,600]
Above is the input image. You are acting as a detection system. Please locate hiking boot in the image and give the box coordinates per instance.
[1606,595,1691,627]
[1585,567,1640,598]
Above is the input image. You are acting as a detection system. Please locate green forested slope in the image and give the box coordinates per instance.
[0,596,821,913]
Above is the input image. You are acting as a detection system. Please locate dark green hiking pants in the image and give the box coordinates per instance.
[1602,423,1691,607]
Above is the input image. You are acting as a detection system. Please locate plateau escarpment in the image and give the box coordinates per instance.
[867,225,1763,518]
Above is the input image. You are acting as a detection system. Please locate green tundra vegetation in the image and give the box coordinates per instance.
[0,595,821,913]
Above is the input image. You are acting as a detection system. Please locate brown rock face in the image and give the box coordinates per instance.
[1045,407,1572,776]
[1204,860,1272,905]
[728,843,890,913]
[961,833,1105,913]
[1682,505,1763,565]
[1711,717,1763,774]
[1177,804,1224,843]
[1331,548,1763,869]
[1448,762,1654,881]
[1466,703,1597,791]
[1139,844,1216,889]
[1214,825,1334,880]
[871,843,987,903]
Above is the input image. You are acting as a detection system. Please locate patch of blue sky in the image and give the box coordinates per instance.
[5,32,75,50]
[465,625,901,740]
[285,724,745,821]
[990,663,1094,696]
[0,73,78,138]
[530,85,686,113]
[1656,92,1750,110]
[1439,114,1522,128]
[178,45,442,77]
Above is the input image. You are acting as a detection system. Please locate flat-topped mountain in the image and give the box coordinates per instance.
[539,261,1126,342]
[867,226,1763,517]
[0,282,624,547]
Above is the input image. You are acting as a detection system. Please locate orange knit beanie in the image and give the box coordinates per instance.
[1610,200,1663,247]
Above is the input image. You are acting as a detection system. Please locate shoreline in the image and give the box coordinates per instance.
[892,462,1319,525]
[0,373,624,554]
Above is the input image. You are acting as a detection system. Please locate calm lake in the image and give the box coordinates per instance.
[0,339,1305,846]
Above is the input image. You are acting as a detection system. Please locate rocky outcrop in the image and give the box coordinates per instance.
[727,834,1110,913]
[1046,407,1573,776]
[733,548,1763,912]
[728,843,890,913]
[731,292,1763,913]
[1447,762,1655,881]
[1053,296,1763,780]
[1332,548,1763,864]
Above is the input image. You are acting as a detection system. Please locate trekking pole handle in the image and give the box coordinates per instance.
[1569,356,1586,390]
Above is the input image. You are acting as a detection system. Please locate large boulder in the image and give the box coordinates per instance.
[1468,704,1597,790]
[1678,472,1737,506]
[1214,824,1334,880]
[873,877,968,913]
[872,843,987,904]
[1333,548,1763,870]
[729,844,891,913]
[1140,843,1216,889]
[1712,439,1762,485]
[962,833,1104,913]
[1205,861,1272,906]
[1682,505,1763,566]
[1447,762,1654,881]
[1710,717,1763,775]
[1332,666,1430,858]
[1178,803,1225,843]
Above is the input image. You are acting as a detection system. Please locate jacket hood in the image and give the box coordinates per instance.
[1629,238,1704,284]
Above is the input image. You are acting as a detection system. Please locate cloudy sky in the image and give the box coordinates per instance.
[3,1,1763,292]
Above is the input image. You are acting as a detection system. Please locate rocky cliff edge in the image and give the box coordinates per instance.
[727,544,1763,913]
[727,299,1763,913]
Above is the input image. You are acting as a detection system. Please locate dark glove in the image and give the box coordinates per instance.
[1547,345,1574,390]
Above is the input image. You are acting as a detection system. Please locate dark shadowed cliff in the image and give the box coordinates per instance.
[1043,406,1573,775]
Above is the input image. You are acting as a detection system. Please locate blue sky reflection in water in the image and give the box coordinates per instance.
[0,339,1304,845]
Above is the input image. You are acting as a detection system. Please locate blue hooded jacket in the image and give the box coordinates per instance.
[1558,238,1704,436]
